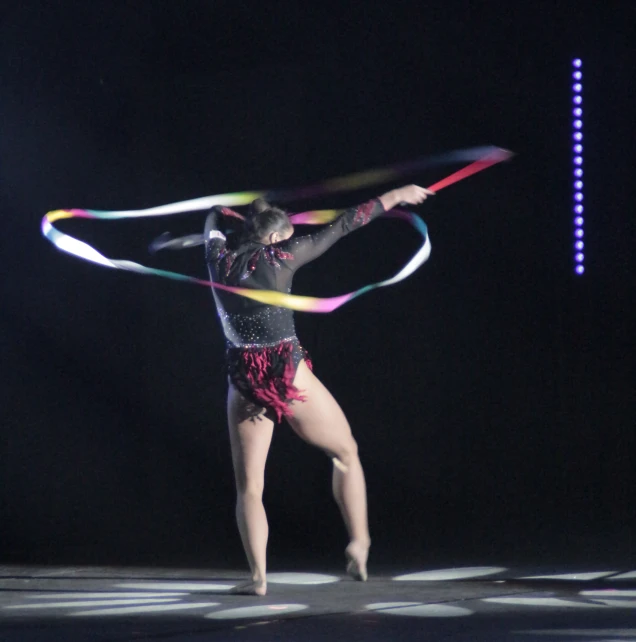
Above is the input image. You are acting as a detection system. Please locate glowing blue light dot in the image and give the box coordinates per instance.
[573,83,582,93]
[575,168,583,178]
[574,144,583,153]
[574,157,583,165]
[575,241,584,251]
[575,253,584,263]
[575,229,584,238]
[574,181,583,190]
[573,96,583,105]
[573,71,582,80]
[573,59,582,68]
[576,265,585,275]
[573,108,583,117]
[574,193,583,201]
[574,217,584,226]
[574,120,583,129]
[573,132,583,141]
[575,205,584,214]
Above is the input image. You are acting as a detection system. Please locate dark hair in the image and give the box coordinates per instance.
[243,198,292,243]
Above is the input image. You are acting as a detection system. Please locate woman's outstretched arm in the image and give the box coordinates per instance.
[287,184,434,269]
[378,184,434,212]
[147,206,229,257]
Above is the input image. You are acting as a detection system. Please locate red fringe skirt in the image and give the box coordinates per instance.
[226,339,312,423]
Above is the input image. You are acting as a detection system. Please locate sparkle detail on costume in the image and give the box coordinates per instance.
[353,200,376,227]
[242,251,261,280]
[216,307,299,349]
[273,248,294,260]
[240,246,296,281]
[228,336,298,349]
[218,250,237,279]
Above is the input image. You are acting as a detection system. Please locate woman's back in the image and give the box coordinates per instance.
[205,198,385,348]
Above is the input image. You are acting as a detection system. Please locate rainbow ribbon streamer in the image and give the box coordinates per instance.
[42,146,512,313]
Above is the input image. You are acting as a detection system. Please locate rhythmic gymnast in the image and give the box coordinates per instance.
[41,146,510,596]
[204,185,433,595]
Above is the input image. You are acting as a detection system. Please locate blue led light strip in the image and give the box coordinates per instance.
[572,59,584,274]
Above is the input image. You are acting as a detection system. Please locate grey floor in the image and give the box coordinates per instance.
[0,565,634,641]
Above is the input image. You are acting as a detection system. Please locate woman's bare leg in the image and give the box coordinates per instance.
[227,386,274,596]
[287,360,371,580]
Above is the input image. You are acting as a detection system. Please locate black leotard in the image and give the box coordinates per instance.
[204,198,385,421]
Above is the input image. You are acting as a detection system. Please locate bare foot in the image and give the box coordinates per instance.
[345,541,370,582]
[230,578,267,596]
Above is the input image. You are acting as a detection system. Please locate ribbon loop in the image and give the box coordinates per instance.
[41,146,512,312]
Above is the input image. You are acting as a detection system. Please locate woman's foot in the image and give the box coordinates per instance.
[230,577,267,596]
[345,540,370,582]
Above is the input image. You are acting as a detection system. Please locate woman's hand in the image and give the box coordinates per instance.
[379,185,435,211]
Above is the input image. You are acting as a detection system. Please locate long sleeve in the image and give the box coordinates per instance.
[204,207,227,267]
[285,198,385,270]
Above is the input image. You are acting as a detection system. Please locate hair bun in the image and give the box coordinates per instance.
[242,200,291,243]
[250,198,271,218]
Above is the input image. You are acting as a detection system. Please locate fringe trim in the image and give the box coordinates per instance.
[227,341,312,423]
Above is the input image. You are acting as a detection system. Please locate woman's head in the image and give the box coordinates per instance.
[244,199,294,245]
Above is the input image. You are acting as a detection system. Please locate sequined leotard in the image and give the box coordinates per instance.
[205,198,385,422]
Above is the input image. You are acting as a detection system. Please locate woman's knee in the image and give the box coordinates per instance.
[233,463,266,498]
[236,477,265,500]
[334,436,359,468]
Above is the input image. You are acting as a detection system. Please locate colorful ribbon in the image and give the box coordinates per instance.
[42,146,512,313]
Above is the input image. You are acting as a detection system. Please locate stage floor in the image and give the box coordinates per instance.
[1,564,634,641]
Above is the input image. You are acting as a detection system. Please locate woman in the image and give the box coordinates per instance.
[205,184,433,595]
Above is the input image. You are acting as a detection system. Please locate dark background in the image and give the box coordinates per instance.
[1,1,634,572]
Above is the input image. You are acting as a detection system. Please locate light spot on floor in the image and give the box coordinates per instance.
[394,566,506,581]
[71,602,219,617]
[205,604,308,619]
[267,573,339,585]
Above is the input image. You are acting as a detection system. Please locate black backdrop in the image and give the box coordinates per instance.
[2,1,634,570]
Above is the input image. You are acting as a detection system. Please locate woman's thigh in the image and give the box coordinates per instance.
[287,360,357,461]
[227,384,275,493]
